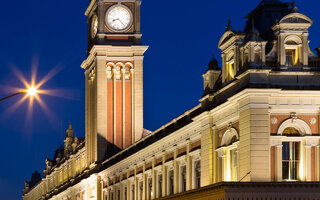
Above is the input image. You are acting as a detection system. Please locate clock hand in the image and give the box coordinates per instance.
[117,19,126,26]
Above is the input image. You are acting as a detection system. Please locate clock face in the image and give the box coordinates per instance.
[105,5,133,31]
[91,15,98,39]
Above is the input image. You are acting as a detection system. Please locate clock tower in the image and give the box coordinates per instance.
[81,0,148,165]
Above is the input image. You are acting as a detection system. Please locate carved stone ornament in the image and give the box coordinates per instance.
[217,150,225,158]
[310,117,317,125]
[271,117,278,125]
[227,122,233,131]
[290,112,298,123]
[115,67,121,80]
[124,67,131,80]
[106,66,113,80]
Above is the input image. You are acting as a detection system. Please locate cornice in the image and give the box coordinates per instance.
[81,45,149,70]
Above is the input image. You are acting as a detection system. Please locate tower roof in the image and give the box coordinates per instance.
[244,0,293,44]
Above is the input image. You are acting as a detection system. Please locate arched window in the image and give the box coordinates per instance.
[168,170,174,195]
[221,128,239,146]
[157,174,162,198]
[282,127,300,136]
[219,128,239,181]
[277,118,311,181]
[277,118,311,136]
[226,51,235,82]
[194,160,201,189]
[284,36,302,67]
[180,166,186,192]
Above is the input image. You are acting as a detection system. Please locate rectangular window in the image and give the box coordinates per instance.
[158,174,162,198]
[117,188,120,200]
[286,49,294,66]
[131,184,135,200]
[147,178,152,200]
[194,160,201,189]
[282,142,300,181]
[226,62,235,81]
[124,186,127,200]
[285,49,299,67]
[168,170,174,195]
[110,191,114,200]
[139,182,143,200]
[180,166,186,192]
[230,149,238,181]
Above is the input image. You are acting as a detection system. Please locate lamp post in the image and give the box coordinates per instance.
[0,87,38,102]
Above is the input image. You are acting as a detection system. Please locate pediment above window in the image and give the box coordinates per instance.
[279,13,313,25]
[218,31,235,48]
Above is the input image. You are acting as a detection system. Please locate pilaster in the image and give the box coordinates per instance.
[173,147,179,194]
[275,145,282,181]
[133,55,144,142]
[239,97,270,182]
[305,145,312,181]
[186,142,192,190]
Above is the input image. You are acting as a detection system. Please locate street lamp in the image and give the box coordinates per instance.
[0,87,38,102]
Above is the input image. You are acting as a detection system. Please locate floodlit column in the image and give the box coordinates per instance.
[200,116,214,186]
[213,127,218,184]
[279,35,286,66]
[221,54,226,82]
[186,142,192,191]
[217,150,226,181]
[317,146,320,181]
[152,159,156,200]
[174,148,179,194]
[275,145,282,181]
[305,145,312,181]
[95,176,102,200]
[162,155,167,196]
[127,179,130,200]
[261,42,266,65]
[302,33,309,66]
[134,174,138,200]
[143,173,146,200]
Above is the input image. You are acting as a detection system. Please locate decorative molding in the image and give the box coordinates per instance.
[310,117,316,125]
[271,117,278,125]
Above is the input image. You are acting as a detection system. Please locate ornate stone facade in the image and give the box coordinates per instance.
[23,0,320,200]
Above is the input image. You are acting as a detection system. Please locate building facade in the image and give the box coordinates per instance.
[23,0,320,200]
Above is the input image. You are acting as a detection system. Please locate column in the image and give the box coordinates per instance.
[221,54,226,83]
[302,33,309,66]
[279,34,286,66]
[127,179,130,200]
[186,142,192,191]
[316,145,320,181]
[261,42,267,65]
[134,172,138,200]
[213,127,218,183]
[173,147,179,194]
[221,151,226,181]
[142,164,146,200]
[162,155,167,197]
[151,159,156,200]
[305,145,312,181]
[96,176,102,200]
[275,145,282,181]
[133,55,144,142]
[96,55,107,161]
[200,116,214,186]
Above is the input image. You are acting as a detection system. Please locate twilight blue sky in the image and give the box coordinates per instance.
[0,0,319,199]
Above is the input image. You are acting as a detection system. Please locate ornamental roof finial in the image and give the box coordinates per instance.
[225,16,233,31]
